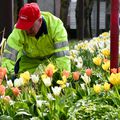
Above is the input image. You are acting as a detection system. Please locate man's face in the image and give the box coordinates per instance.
[25,18,42,36]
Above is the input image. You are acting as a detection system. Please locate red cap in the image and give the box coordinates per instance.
[16,3,41,30]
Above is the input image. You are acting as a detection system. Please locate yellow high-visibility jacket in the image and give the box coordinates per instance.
[2,11,71,74]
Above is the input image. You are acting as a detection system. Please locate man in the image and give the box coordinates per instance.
[2,3,71,76]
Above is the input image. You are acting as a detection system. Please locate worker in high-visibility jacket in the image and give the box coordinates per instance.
[1,3,71,76]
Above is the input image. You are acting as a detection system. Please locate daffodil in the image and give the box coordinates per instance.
[57,76,67,88]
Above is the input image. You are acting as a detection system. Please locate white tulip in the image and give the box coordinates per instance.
[81,73,91,84]
[42,77,52,87]
[47,93,55,100]
[14,78,24,87]
[51,86,61,96]
[7,80,13,88]
[31,74,39,84]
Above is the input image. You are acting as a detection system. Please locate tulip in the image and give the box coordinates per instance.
[52,86,61,96]
[20,71,30,84]
[111,68,117,74]
[3,96,11,103]
[31,74,39,84]
[12,87,20,96]
[45,68,53,77]
[93,57,102,66]
[62,70,70,78]
[85,68,92,76]
[0,67,7,76]
[93,84,101,94]
[0,85,6,96]
[118,67,120,73]
[73,71,80,81]
[104,82,110,92]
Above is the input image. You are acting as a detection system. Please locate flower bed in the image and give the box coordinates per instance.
[0,32,120,119]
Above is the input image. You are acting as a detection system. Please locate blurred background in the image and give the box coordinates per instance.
[0,0,110,42]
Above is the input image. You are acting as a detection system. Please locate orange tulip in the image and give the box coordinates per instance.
[111,68,117,74]
[3,96,11,103]
[45,68,53,77]
[118,67,120,73]
[85,68,92,76]
[62,70,70,78]
[0,85,6,96]
[0,67,7,76]
[12,87,20,96]
[73,71,80,81]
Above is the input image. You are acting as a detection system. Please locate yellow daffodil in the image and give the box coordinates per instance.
[57,76,67,88]
[20,71,30,84]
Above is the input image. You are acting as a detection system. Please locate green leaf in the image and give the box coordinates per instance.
[0,115,13,120]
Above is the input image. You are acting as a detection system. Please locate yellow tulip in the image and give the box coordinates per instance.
[20,71,30,84]
[104,82,110,91]
[93,57,102,66]
[101,48,110,57]
[109,73,120,85]
[93,84,101,94]
[102,61,110,71]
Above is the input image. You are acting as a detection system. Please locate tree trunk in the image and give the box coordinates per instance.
[75,0,94,40]
[60,0,70,29]
[76,0,84,40]
[84,0,94,38]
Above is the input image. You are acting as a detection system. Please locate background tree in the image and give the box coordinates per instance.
[60,0,71,30]
[76,0,94,40]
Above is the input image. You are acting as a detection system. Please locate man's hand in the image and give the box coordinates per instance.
[0,67,7,84]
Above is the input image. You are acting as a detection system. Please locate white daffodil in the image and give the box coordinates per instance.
[81,73,91,84]
[7,80,13,88]
[31,74,39,84]
[42,77,52,87]
[51,86,61,96]
[47,93,55,100]
[14,78,24,87]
